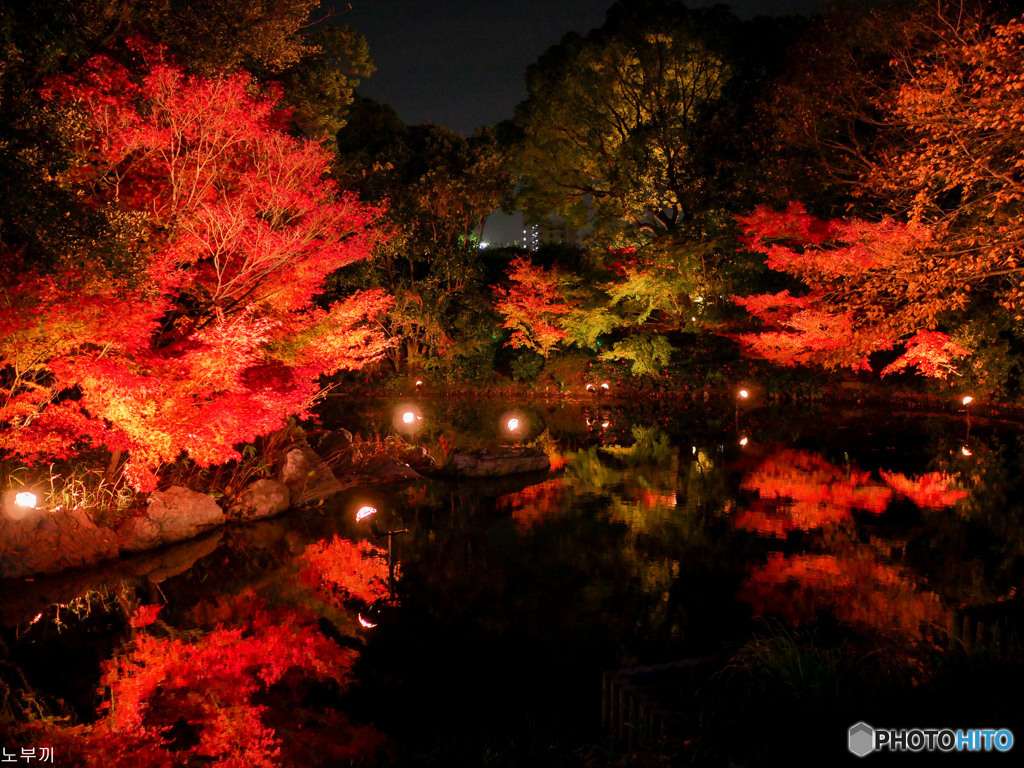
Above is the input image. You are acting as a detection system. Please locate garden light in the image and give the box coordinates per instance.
[14,492,37,509]
[358,614,377,629]
[962,395,973,406]
[356,505,377,522]
[601,382,609,390]
[738,389,749,399]
[415,380,423,387]
[586,384,594,391]
[394,404,423,434]
[961,446,972,457]
[739,436,749,446]
[507,418,520,432]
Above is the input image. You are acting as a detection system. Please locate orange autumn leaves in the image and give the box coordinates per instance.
[1,43,392,489]
[735,449,966,537]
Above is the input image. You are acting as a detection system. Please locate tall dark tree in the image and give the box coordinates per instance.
[334,99,514,375]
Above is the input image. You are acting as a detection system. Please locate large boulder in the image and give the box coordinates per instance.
[315,428,354,459]
[118,486,225,553]
[229,479,291,521]
[0,506,119,579]
[443,447,550,478]
[277,445,343,504]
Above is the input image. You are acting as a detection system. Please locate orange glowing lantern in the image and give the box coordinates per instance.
[356,505,377,522]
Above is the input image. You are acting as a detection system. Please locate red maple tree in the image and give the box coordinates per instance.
[494,256,573,357]
[0,43,392,488]
[733,203,969,377]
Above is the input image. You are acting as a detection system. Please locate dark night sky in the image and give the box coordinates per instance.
[334,0,832,135]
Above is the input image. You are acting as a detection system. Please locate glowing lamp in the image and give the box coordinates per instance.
[507,418,520,432]
[358,614,377,629]
[691,316,697,322]
[402,411,416,424]
[962,396,974,406]
[738,389,749,400]
[14,492,37,509]
[356,505,377,522]
[739,437,749,446]
[601,382,610,390]
[961,446,972,457]
[415,380,423,387]
[601,421,610,429]
[692,446,697,455]
[586,384,594,391]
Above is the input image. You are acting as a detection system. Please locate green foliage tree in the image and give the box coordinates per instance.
[510,0,800,376]
[333,100,514,376]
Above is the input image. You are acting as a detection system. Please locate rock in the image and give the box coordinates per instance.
[443,447,550,478]
[403,445,435,471]
[0,506,120,579]
[117,486,225,553]
[315,428,354,458]
[363,458,422,482]
[277,445,343,504]
[229,479,291,521]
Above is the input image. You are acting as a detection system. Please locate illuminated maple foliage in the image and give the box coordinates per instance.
[873,14,1024,315]
[0,44,391,488]
[734,204,969,376]
[494,257,573,357]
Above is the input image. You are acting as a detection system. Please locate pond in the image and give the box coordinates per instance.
[3,396,1024,765]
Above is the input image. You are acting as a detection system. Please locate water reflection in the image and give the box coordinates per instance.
[4,402,1024,764]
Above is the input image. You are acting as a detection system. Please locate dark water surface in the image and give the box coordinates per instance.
[4,397,1024,765]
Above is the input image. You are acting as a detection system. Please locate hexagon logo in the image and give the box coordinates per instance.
[849,722,875,757]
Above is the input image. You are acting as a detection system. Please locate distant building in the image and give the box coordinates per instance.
[538,219,576,247]
[482,210,581,251]
[523,224,540,251]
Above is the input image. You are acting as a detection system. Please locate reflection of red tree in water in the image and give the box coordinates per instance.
[740,551,947,637]
[735,451,967,537]
[34,589,384,766]
[497,479,566,529]
[735,450,892,536]
[300,536,392,606]
[881,471,967,509]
